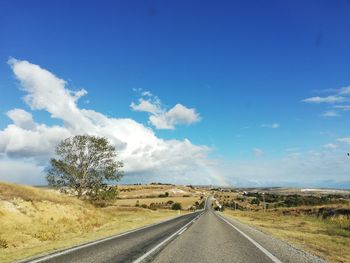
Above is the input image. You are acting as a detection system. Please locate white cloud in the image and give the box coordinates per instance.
[286,152,301,160]
[141,90,152,97]
[337,137,350,144]
[334,105,350,111]
[0,122,71,159]
[1,59,224,185]
[130,98,161,115]
[260,123,280,128]
[2,59,349,188]
[302,96,347,104]
[151,104,200,130]
[323,143,337,149]
[6,108,36,130]
[321,111,340,117]
[224,150,350,188]
[303,86,350,117]
[337,86,350,95]
[253,148,264,157]
[8,58,91,132]
[130,93,200,130]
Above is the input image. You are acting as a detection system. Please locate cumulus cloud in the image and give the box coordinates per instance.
[6,108,36,130]
[130,92,200,130]
[260,123,280,129]
[0,59,224,185]
[0,122,70,159]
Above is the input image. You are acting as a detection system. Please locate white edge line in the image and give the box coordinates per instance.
[177,227,187,235]
[133,212,203,263]
[24,211,202,263]
[215,212,282,263]
[203,196,208,209]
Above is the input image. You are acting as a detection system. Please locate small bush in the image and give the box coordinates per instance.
[34,230,58,241]
[90,186,119,207]
[250,198,260,205]
[0,238,8,249]
[171,202,182,210]
[158,192,170,198]
[149,203,157,210]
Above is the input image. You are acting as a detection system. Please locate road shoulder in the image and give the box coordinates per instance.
[219,212,327,263]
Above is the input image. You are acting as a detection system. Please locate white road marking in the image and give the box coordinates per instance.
[133,212,203,263]
[25,212,201,263]
[203,195,208,210]
[177,227,187,235]
[215,212,283,263]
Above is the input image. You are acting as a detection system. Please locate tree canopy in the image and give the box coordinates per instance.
[47,135,123,201]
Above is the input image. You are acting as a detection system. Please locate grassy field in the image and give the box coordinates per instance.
[118,184,205,199]
[116,184,206,210]
[0,182,184,263]
[116,196,200,209]
[224,206,350,263]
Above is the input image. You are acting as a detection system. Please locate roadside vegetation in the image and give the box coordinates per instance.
[0,135,208,262]
[213,189,350,263]
[47,135,123,204]
[0,182,204,263]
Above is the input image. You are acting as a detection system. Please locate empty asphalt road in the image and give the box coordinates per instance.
[24,197,325,263]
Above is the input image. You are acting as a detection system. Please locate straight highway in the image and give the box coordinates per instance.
[23,197,324,263]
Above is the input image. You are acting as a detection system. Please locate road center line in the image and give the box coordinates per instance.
[133,212,203,263]
[215,212,282,263]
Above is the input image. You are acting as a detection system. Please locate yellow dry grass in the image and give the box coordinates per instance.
[0,182,181,263]
[224,208,350,263]
[118,184,205,199]
[116,196,200,209]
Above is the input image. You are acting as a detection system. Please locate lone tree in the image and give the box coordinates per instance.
[47,135,123,201]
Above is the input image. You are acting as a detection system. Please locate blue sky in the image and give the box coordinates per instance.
[0,1,350,187]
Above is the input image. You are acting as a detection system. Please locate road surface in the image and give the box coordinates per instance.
[24,197,325,263]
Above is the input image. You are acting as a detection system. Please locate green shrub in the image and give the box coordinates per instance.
[158,192,169,198]
[171,202,182,210]
[250,198,260,205]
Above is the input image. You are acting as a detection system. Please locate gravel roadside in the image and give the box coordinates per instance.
[219,212,327,263]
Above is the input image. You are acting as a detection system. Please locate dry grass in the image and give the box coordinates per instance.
[224,207,350,263]
[0,182,181,263]
[0,182,78,204]
[118,184,205,199]
[116,196,200,209]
